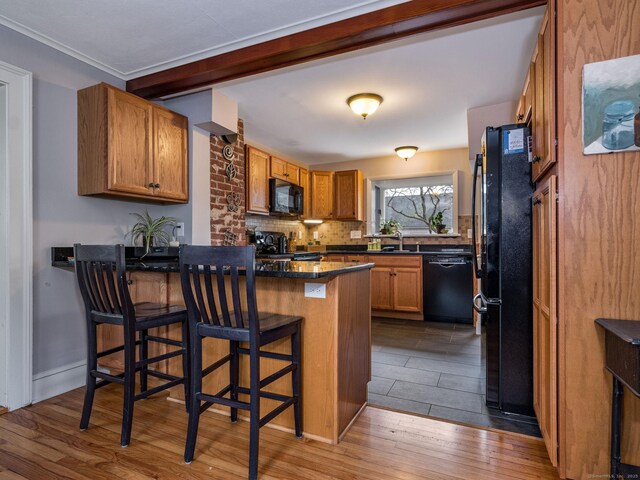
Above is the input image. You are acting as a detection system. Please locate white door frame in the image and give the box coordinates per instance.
[0,60,33,411]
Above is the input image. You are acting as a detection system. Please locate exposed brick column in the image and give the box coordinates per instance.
[210,119,246,246]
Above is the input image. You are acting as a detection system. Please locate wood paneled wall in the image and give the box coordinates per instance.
[557,0,640,477]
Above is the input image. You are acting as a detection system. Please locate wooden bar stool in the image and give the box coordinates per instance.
[179,245,302,480]
[74,244,190,447]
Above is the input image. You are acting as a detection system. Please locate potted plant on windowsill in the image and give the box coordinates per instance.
[380,219,400,235]
[128,210,177,254]
[429,211,447,234]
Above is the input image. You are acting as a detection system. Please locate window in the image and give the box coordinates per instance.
[371,172,458,234]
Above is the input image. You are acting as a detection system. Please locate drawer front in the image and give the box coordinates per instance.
[366,255,422,268]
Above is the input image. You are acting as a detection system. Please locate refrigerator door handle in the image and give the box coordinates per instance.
[471,153,483,279]
[472,293,487,313]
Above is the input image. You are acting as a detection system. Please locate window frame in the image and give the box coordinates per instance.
[366,170,459,236]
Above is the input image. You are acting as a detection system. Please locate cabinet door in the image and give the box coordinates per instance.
[270,156,287,181]
[286,163,300,185]
[345,255,365,262]
[246,147,270,214]
[532,175,557,466]
[153,107,188,201]
[371,267,393,310]
[334,170,364,221]
[532,6,556,181]
[107,88,153,195]
[524,63,534,125]
[311,171,334,219]
[393,267,423,313]
[299,168,310,218]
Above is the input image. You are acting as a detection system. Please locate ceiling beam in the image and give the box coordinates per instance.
[126,0,545,99]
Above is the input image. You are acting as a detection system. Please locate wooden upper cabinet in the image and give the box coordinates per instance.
[531,5,556,182]
[516,65,534,125]
[270,156,287,180]
[334,170,364,221]
[78,83,189,203]
[286,162,300,185]
[532,174,558,466]
[271,156,301,184]
[299,168,310,218]
[310,171,334,219]
[153,107,188,201]
[246,146,270,215]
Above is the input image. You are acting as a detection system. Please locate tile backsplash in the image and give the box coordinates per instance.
[245,214,473,247]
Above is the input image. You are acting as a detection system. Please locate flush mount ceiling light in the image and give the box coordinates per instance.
[395,146,418,161]
[347,93,383,120]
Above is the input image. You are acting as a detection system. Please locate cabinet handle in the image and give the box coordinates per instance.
[517,113,524,121]
[155,183,161,188]
[532,197,542,205]
[532,155,542,163]
[148,183,155,188]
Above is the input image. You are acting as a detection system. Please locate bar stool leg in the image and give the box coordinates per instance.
[184,335,203,464]
[291,327,302,438]
[249,342,261,480]
[230,340,239,423]
[139,329,148,394]
[181,319,191,413]
[611,377,623,478]
[121,327,137,447]
[80,319,98,431]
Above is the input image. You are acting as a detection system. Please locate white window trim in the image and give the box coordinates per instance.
[366,170,459,236]
[0,60,33,411]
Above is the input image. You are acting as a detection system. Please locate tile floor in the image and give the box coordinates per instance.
[368,317,541,437]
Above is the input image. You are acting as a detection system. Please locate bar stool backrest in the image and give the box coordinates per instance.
[179,245,258,335]
[73,244,134,322]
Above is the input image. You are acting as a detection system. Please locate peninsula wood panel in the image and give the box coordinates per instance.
[166,270,371,443]
[557,0,640,477]
[96,272,169,373]
[532,175,557,467]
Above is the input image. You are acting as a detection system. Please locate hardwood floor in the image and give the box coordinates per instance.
[0,385,559,479]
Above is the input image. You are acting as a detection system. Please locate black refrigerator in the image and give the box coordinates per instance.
[472,124,534,416]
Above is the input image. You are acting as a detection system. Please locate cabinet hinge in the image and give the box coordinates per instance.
[555,192,559,202]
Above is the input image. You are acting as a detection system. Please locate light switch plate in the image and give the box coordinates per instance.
[467,229,472,239]
[176,222,185,237]
[304,283,326,298]
[350,230,362,239]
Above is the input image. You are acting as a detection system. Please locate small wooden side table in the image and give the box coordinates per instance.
[595,318,640,478]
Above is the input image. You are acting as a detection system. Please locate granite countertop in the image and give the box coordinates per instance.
[52,254,374,279]
[316,246,473,257]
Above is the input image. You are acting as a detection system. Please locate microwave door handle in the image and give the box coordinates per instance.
[471,154,483,278]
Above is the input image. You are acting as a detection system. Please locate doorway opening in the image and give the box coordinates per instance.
[0,60,33,412]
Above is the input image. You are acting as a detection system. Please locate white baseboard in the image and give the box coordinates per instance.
[32,360,86,403]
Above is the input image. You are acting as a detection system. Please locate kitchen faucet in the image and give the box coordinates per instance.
[395,231,403,251]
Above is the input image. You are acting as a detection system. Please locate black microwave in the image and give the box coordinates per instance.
[269,178,303,216]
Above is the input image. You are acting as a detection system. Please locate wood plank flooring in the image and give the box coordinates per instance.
[0,385,559,479]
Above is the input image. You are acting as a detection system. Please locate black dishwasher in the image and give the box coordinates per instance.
[422,247,473,324]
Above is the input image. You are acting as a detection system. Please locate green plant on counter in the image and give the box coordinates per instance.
[380,219,400,235]
[128,210,176,254]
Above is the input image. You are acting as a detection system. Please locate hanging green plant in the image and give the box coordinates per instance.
[127,210,177,254]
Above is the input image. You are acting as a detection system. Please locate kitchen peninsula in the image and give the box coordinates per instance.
[52,248,374,444]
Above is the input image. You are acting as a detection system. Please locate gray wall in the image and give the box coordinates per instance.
[0,25,195,375]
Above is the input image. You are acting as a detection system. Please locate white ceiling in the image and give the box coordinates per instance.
[217,7,543,164]
[0,0,410,79]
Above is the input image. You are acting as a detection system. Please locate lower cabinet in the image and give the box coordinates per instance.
[369,255,423,318]
[532,175,558,466]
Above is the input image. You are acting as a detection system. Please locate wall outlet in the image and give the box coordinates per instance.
[313,231,319,240]
[350,230,362,239]
[467,229,472,239]
[176,222,185,237]
[304,283,326,298]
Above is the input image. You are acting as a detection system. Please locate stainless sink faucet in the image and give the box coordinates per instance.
[395,231,403,251]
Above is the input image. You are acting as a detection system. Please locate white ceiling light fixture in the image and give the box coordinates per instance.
[347,93,383,120]
[395,146,418,161]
